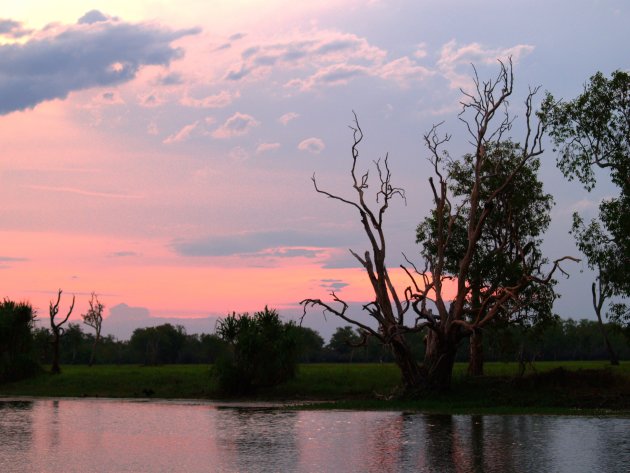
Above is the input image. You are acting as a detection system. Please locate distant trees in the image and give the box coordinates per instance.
[82,292,104,367]
[129,324,187,365]
[542,70,630,364]
[214,307,298,395]
[0,299,39,382]
[49,289,75,374]
[302,60,575,393]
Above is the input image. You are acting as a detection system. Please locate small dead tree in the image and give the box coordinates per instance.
[49,289,75,374]
[302,60,578,394]
[82,292,104,367]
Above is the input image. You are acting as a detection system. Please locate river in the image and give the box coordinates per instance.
[0,398,628,472]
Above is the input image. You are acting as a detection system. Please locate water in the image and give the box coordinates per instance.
[0,398,628,472]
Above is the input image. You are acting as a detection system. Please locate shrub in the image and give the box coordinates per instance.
[0,299,39,382]
[214,307,298,395]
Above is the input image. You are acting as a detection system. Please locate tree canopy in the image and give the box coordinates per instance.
[542,70,630,344]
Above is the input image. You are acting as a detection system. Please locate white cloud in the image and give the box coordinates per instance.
[212,112,259,138]
[163,121,200,144]
[256,142,281,154]
[437,40,535,89]
[180,90,239,108]
[298,137,325,154]
[278,112,299,125]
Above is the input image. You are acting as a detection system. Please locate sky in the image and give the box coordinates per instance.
[1,0,628,341]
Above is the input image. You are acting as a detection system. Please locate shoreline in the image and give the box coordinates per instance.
[1,362,628,416]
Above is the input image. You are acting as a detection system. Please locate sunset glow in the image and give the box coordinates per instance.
[1,1,627,339]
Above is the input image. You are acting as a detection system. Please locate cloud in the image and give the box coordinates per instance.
[298,137,325,154]
[287,63,369,91]
[26,185,142,199]
[256,142,281,154]
[172,229,354,257]
[108,251,139,258]
[437,39,535,89]
[163,121,201,144]
[225,28,435,92]
[0,256,28,262]
[270,248,321,258]
[320,278,349,291]
[0,19,32,38]
[104,303,221,340]
[212,112,259,138]
[157,72,183,85]
[278,112,299,125]
[180,90,239,108]
[223,29,387,86]
[139,92,164,108]
[77,10,111,25]
[0,13,200,115]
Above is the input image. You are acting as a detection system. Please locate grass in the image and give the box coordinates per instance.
[1,361,628,415]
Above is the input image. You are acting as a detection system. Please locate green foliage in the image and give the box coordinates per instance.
[0,299,39,382]
[417,140,556,329]
[542,70,630,327]
[129,324,188,365]
[214,307,299,395]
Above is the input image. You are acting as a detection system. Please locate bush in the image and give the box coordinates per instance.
[214,307,298,395]
[0,299,39,383]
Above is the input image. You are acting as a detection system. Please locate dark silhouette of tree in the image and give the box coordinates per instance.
[129,323,187,365]
[82,292,104,367]
[0,299,38,382]
[214,307,298,394]
[49,289,75,374]
[302,60,577,393]
[542,70,630,364]
[417,140,556,375]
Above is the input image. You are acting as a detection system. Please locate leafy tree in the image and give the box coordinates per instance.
[0,299,39,382]
[82,292,104,367]
[417,140,556,375]
[61,323,87,364]
[214,307,298,395]
[129,324,187,365]
[542,70,630,364]
[293,326,325,362]
[302,60,575,393]
[49,289,75,374]
[327,326,361,362]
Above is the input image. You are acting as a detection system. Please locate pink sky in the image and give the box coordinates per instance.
[1,1,628,339]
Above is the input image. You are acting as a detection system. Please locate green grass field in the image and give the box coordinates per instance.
[1,361,628,415]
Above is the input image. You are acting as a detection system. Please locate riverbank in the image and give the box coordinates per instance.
[1,361,628,415]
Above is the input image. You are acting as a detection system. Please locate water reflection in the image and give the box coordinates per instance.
[0,399,628,472]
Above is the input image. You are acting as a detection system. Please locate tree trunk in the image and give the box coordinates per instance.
[593,283,620,366]
[422,330,457,391]
[390,336,425,393]
[595,313,619,366]
[88,334,100,367]
[51,331,61,374]
[467,328,484,376]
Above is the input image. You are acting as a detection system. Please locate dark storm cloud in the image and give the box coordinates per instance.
[0,12,200,115]
[171,230,355,257]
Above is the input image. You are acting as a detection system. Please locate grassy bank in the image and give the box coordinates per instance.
[1,361,628,415]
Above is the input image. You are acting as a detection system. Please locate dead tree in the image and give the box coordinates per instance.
[49,289,75,374]
[82,292,104,367]
[302,60,578,394]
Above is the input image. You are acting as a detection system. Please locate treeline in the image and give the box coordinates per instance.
[29,317,629,366]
